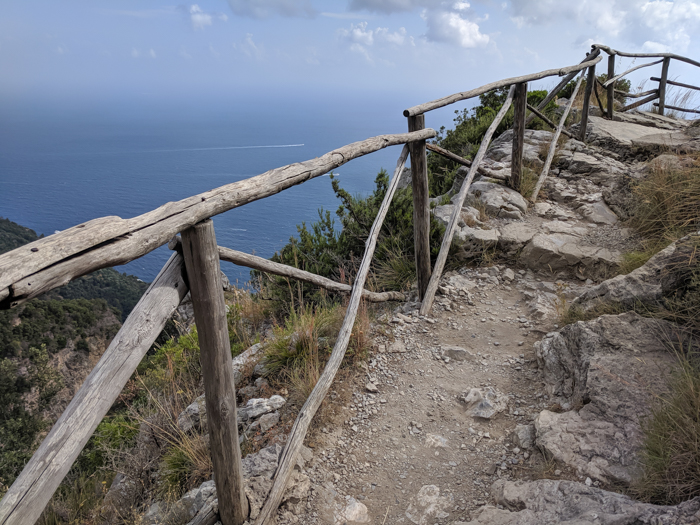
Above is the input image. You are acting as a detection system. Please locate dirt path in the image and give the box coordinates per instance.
[278,266,590,525]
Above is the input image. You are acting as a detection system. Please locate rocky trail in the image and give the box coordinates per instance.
[135,110,700,525]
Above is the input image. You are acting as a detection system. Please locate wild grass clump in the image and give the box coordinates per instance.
[37,472,113,525]
[632,339,700,505]
[629,155,700,244]
[226,287,268,356]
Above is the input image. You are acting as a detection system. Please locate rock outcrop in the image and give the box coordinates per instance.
[533,312,676,483]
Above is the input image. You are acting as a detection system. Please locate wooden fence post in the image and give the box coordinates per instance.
[181,220,248,525]
[607,54,615,119]
[511,82,527,193]
[407,114,431,300]
[579,65,596,142]
[658,57,671,115]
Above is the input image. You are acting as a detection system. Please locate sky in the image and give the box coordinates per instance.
[2,1,700,116]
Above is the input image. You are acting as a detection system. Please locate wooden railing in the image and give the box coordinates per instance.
[0,44,696,525]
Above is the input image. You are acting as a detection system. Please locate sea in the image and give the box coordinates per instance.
[0,92,457,285]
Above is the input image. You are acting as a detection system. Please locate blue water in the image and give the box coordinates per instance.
[0,94,457,284]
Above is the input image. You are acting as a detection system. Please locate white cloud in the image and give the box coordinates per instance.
[338,21,412,47]
[225,0,315,18]
[131,48,141,58]
[422,7,489,48]
[149,48,157,58]
[190,4,212,30]
[348,0,444,13]
[233,34,265,59]
[180,47,192,59]
[507,0,700,52]
[218,13,229,22]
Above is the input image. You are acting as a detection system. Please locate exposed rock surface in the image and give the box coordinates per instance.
[461,479,700,524]
[534,312,676,483]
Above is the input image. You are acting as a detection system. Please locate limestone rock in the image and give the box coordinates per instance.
[177,395,207,433]
[258,411,280,432]
[573,232,700,312]
[462,479,700,524]
[443,345,474,362]
[405,485,452,525]
[239,395,286,421]
[513,424,535,450]
[519,232,620,275]
[461,387,506,420]
[455,226,499,259]
[467,181,528,220]
[497,223,537,256]
[533,313,676,483]
[232,342,264,385]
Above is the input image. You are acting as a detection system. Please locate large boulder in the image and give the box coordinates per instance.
[519,232,620,276]
[533,313,676,483]
[460,479,700,525]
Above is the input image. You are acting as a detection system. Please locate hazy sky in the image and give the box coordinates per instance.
[2,1,700,110]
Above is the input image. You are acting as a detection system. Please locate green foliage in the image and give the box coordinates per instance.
[0,298,115,360]
[0,217,43,254]
[257,170,448,312]
[428,87,557,177]
[138,330,202,396]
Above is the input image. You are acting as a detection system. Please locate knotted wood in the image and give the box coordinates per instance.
[511,82,527,193]
[579,64,596,142]
[408,116,431,299]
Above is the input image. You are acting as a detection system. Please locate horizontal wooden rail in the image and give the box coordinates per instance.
[254,144,410,525]
[653,103,700,115]
[0,129,435,310]
[403,54,602,117]
[650,77,700,92]
[592,44,700,68]
[0,253,188,525]
[602,59,664,87]
[619,88,658,98]
[419,86,516,316]
[619,92,659,113]
[526,104,574,138]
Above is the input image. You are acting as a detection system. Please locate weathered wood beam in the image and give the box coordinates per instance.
[218,246,406,302]
[0,129,435,309]
[602,58,664,87]
[653,103,700,115]
[619,93,660,113]
[531,73,585,204]
[607,54,616,120]
[181,221,248,525]
[650,77,700,92]
[403,54,602,117]
[526,103,574,138]
[510,82,527,193]
[425,144,506,179]
[419,86,516,317]
[593,76,608,117]
[408,115,431,300]
[524,49,600,127]
[619,89,658,98]
[658,57,671,116]
[0,253,188,525]
[253,141,410,525]
[579,64,596,142]
[592,44,700,69]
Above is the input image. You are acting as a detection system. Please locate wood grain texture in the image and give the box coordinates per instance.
[653,103,700,115]
[607,54,615,120]
[619,93,660,113]
[219,247,406,302]
[0,129,435,309]
[510,82,527,193]
[658,57,671,116]
[602,59,664,87]
[592,44,700,68]
[181,221,248,525]
[531,73,584,203]
[403,54,602,117]
[419,86,516,317]
[594,75,608,117]
[579,65,596,142]
[650,77,700,92]
[426,143,472,168]
[252,144,411,525]
[408,115,431,300]
[0,253,188,525]
[619,88,659,98]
